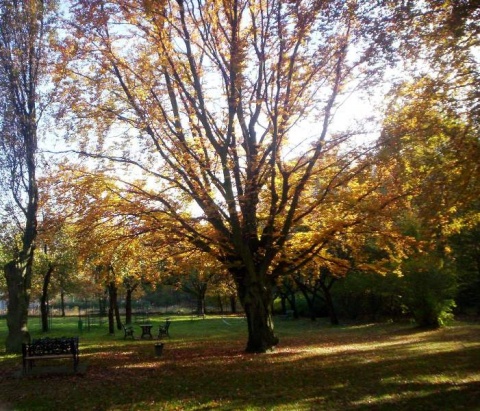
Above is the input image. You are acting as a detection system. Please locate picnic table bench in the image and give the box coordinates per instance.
[158,319,171,338]
[122,320,171,340]
[22,336,80,374]
[123,323,135,339]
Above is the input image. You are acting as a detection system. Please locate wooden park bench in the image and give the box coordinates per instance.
[122,323,135,339]
[22,336,80,374]
[158,319,171,339]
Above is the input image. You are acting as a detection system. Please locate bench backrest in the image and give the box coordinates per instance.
[23,337,79,357]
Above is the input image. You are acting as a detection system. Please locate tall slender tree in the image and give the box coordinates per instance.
[0,0,55,353]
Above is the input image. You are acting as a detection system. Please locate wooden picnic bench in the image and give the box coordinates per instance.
[22,336,80,374]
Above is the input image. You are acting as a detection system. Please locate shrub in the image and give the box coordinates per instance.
[401,253,457,328]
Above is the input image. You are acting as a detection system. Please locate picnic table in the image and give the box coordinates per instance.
[140,324,153,339]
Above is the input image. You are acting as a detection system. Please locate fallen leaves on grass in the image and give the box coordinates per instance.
[1,319,479,410]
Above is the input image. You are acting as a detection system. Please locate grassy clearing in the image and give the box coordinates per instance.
[0,315,479,410]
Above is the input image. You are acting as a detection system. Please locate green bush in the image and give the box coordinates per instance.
[401,253,457,328]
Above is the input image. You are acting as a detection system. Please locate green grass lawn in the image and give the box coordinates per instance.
[0,315,479,410]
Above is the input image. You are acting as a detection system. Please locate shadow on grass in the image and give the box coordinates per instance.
[0,320,479,410]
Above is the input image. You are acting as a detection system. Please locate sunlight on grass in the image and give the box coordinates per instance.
[116,361,159,369]
[413,372,480,385]
[406,341,470,354]
[351,391,433,409]
[351,376,478,409]
[270,337,432,362]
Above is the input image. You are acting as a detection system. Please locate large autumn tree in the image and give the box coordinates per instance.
[0,0,56,353]
[56,0,397,352]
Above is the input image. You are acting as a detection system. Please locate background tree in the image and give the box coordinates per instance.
[34,175,81,330]
[49,164,168,329]
[209,274,238,315]
[34,243,54,332]
[164,250,224,317]
[357,1,479,327]
[274,276,299,319]
[0,0,56,352]
[378,73,480,326]
[450,214,480,316]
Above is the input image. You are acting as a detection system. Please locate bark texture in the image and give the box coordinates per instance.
[236,274,278,353]
[5,261,32,353]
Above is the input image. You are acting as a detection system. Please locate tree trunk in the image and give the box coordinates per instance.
[230,295,237,314]
[99,297,107,316]
[296,283,318,321]
[287,293,299,319]
[237,279,278,353]
[114,296,122,330]
[280,295,287,314]
[278,283,299,319]
[326,293,339,325]
[125,289,133,324]
[4,261,31,353]
[319,280,339,325]
[108,310,114,334]
[0,0,42,355]
[197,296,205,317]
[107,282,118,334]
[475,253,480,317]
[60,289,66,317]
[217,294,224,314]
[196,286,207,318]
[40,265,54,332]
